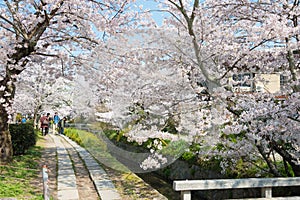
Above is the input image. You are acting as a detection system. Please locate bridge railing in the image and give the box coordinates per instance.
[173,177,300,200]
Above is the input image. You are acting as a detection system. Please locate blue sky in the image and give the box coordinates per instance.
[135,0,169,25]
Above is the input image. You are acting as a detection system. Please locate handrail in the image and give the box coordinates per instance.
[173,177,300,200]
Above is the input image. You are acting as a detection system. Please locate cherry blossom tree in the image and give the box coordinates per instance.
[191,0,300,177]
[96,0,300,176]
[13,61,73,127]
[71,74,100,122]
[0,0,138,163]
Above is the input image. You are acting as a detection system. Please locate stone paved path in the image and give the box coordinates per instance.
[59,137,99,200]
[53,134,80,200]
[38,132,168,200]
[49,134,121,200]
[61,135,121,200]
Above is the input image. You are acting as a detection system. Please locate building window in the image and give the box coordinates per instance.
[280,74,289,90]
[232,73,253,87]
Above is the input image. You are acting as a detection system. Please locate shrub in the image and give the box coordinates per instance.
[64,128,83,146]
[9,123,37,155]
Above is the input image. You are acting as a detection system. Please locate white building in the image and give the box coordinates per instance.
[231,73,284,94]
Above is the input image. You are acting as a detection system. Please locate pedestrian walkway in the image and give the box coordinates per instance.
[49,133,121,200]
[51,135,79,200]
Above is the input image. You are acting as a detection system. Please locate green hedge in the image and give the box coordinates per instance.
[9,123,37,156]
[64,128,83,146]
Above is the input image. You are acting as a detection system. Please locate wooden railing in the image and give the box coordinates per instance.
[173,177,300,200]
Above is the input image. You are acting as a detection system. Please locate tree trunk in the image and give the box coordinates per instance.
[270,139,300,177]
[0,107,13,163]
[0,1,62,163]
[33,104,42,129]
[0,76,16,163]
[256,142,281,177]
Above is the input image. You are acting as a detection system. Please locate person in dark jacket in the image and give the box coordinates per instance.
[58,117,67,135]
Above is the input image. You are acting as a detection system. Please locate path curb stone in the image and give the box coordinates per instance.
[50,134,80,200]
[60,135,121,200]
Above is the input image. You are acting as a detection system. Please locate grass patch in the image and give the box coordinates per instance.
[0,145,44,200]
[65,128,130,172]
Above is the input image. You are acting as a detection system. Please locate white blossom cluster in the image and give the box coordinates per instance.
[140,152,168,171]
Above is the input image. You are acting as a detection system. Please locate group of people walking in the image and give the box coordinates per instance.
[40,112,67,136]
